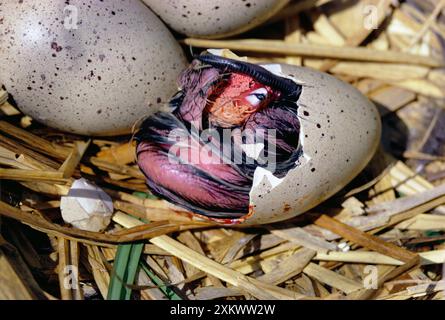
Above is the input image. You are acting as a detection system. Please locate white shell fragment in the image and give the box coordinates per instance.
[0,0,187,136]
[60,178,114,232]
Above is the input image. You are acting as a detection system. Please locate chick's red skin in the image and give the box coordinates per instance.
[206,73,280,128]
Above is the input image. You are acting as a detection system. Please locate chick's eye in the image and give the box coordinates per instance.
[254,93,266,101]
[246,87,268,106]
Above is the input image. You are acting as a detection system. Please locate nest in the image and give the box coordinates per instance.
[1,0,445,300]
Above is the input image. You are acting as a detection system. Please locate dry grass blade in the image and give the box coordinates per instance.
[314,215,418,263]
[395,214,445,231]
[0,236,47,300]
[382,281,445,299]
[113,200,198,223]
[193,287,245,300]
[0,89,8,105]
[269,225,337,253]
[57,237,72,300]
[347,257,420,300]
[314,250,445,266]
[0,133,61,170]
[303,263,363,294]
[6,222,43,270]
[90,157,145,179]
[113,212,311,300]
[408,0,445,48]
[177,231,219,285]
[318,0,393,71]
[95,141,136,165]
[183,38,444,67]
[56,238,84,300]
[269,0,332,23]
[0,201,209,244]
[0,0,444,301]
[257,248,316,285]
[86,246,111,299]
[0,168,68,183]
[314,251,404,265]
[69,240,83,300]
[59,140,90,179]
[367,183,445,216]
[151,235,310,300]
[0,120,71,159]
[109,214,215,242]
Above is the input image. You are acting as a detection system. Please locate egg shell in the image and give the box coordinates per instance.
[242,64,381,225]
[142,0,289,39]
[179,62,381,226]
[60,178,113,232]
[0,0,187,136]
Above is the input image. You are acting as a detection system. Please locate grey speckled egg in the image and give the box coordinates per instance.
[142,0,290,39]
[243,64,381,225]
[0,0,187,136]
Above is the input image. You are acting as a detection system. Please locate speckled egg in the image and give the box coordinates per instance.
[142,0,290,39]
[0,0,187,136]
[134,53,381,225]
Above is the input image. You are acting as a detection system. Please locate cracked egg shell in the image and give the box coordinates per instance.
[142,0,290,39]
[238,64,382,225]
[0,0,187,136]
[135,56,381,226]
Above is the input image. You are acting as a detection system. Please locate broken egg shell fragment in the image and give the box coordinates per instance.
[60,178,114,232]
[142,0,290,39]
[243,64,381,225]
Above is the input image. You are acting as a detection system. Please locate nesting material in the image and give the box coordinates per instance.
[0,0,444,301]
[60,178,113,232]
